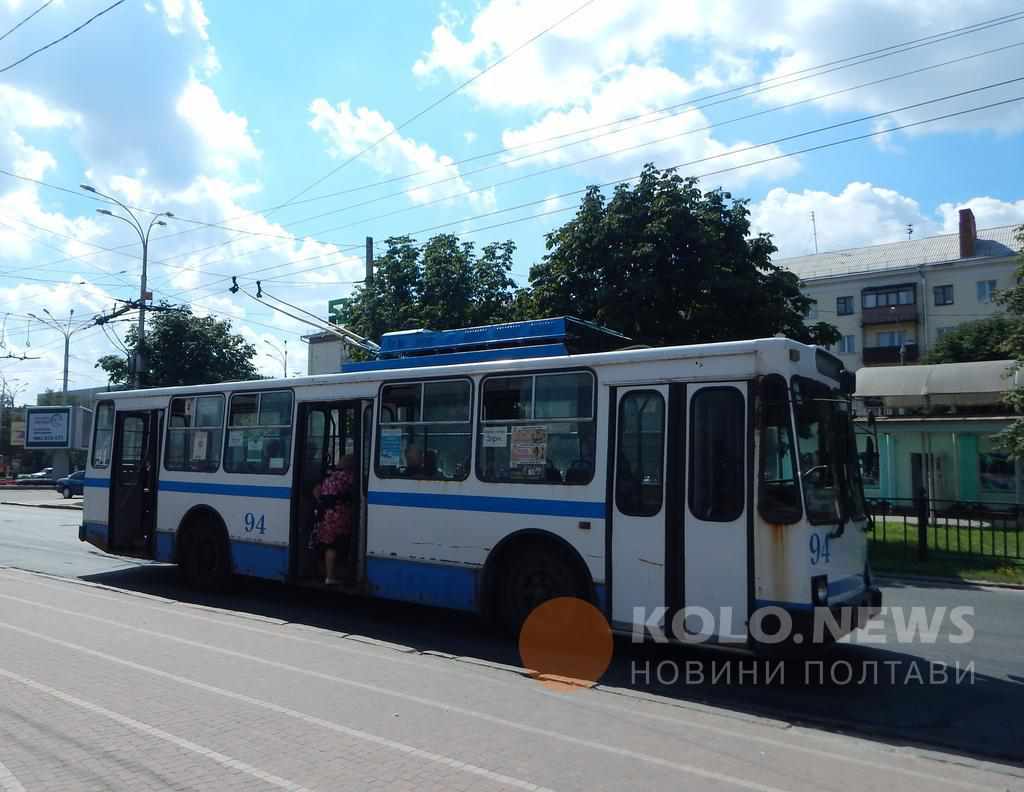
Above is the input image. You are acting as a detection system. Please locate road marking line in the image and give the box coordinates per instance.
[0,667,313,792]
[0,595,998,792]
[0,759,25,792]
[0,621,556,792]
[0,576,1009,790]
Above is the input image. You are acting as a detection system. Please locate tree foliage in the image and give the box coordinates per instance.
[335,234,521,342]
[925,315,1018,364]
[525,164,839,347]
[994,226,1024,456]
[96,304,258,387]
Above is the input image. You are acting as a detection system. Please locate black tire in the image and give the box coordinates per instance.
[179,518,232,591]
[61,487,71,500]
[498,541,586,637]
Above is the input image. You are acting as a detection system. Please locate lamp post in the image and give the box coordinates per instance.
[82,184,172,388]
[264,338,288,379]
[28,309,89,397]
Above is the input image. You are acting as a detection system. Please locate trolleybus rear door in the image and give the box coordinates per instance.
[683,382,749,643]
[610,385,669,628]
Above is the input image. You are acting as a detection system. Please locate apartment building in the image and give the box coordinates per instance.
[778,209,1020,371]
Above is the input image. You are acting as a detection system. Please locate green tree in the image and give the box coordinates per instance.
[925,315,1018,364]
[336,234,519,341]
[525,164,839,347]
[994,226,1024,456]
[96,304,258,387]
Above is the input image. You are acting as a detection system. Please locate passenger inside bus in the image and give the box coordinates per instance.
[314,454,356,585]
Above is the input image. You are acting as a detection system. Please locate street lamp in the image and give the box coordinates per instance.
[83,184,172,388]
[264,338,288,379]
[28,309,90,397]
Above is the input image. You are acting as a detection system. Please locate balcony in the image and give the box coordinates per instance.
[861,303,919,325]
[862,343,919,365]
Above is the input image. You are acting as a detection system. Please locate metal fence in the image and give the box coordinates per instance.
[866,497,1024,563]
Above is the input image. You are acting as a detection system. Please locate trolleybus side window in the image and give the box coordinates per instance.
[616,390,665,516]
[757,375,801,523]
[478,370,595,485]
[224,390,294,475]
[92,401,114,468]
[689,388,744,521]
[165,394,225,472]
[376,379,472,480]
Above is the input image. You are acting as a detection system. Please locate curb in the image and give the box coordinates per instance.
[0,500,83,511]
[876,572,1024,591]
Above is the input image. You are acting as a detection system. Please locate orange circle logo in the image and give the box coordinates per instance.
[518,597,613,691]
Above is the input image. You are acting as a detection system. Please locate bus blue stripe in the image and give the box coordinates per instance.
[83,478,109,488]
[368,490,606,519]
[159,480,292,499]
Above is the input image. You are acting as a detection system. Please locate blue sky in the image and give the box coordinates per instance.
[1,0,1023,397]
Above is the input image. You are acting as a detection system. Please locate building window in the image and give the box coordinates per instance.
[863,286,914,309]
[91,401,114,468]
[836,296,854,316]
[166,394,225,472]
[224,390,293,475]
[933,285,954,306]
[838,335,856,354]
[615,391,665,517]
[979,436,1015,493]
[977,280,997,303]
[377,379,472,481]
[689,387,745,522]
[478,371,595,484]
[876,331,912,348]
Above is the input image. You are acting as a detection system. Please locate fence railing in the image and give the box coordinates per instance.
[866,496,1024,563]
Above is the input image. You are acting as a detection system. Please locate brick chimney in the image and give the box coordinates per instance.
[958,208,977,258]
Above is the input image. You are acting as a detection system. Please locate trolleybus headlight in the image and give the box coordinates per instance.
[811,575,829,606]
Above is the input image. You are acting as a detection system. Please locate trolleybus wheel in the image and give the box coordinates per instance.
[499,541,584,637]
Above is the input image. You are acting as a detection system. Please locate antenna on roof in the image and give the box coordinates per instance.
[810,211,818,254]
[906,223,914,241]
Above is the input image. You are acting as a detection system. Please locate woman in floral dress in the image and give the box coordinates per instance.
[315,454,355,585]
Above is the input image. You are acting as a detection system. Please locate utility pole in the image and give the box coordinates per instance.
[82,184,173,388]
[810,211,818,254]
[264,338,288,379]
[28,309,90,398]
[365,236,374,287]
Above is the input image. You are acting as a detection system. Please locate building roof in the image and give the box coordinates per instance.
[855,359,1019,407]
[778,224,1020,281]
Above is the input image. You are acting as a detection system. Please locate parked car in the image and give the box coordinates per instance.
[55,470,85,499]
[16,467,55,484]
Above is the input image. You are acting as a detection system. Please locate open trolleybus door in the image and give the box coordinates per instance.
[292,399,371,585]
[108,409,162,557]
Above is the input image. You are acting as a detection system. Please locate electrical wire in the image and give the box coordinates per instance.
[0,0,55,43]
[276,0,600,208]
[0,0,128,74]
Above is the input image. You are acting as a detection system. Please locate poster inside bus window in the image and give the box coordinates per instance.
[510,426,546,466]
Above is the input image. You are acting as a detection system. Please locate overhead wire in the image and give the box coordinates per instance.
[0,0,55,43]
[0,0,129,74]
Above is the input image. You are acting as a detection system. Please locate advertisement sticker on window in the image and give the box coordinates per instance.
[191,431,208,460]
[510,425,546,467]
[379,428,403,466]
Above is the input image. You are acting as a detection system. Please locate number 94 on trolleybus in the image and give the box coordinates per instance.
[80,317,881,650]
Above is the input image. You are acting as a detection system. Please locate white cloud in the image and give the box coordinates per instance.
[751,182,1024,259]
[464,130,478,144]
[499,65,798,187]
[308,99,495,210]
[176,77,261,173]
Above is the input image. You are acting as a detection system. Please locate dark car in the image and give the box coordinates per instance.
[55,470,85,499]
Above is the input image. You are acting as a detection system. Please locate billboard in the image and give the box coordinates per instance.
[10,416,25,447]
[25,406,72,448]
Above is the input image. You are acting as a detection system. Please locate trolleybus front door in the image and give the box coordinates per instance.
[683,382,749,643]
[108,409,161,557]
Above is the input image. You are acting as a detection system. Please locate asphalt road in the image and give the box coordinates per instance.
[0,494,1022,791]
